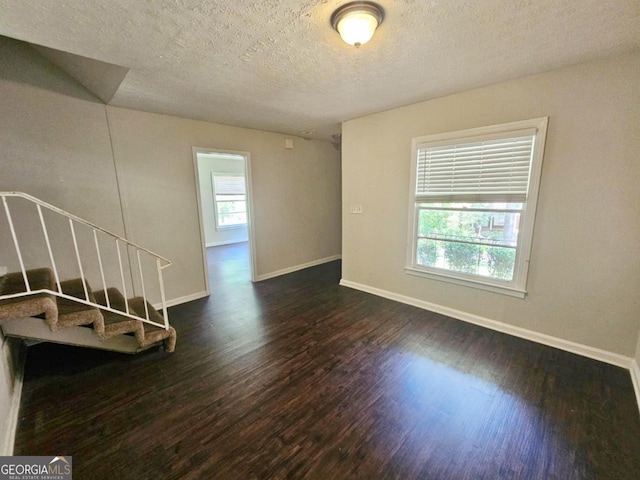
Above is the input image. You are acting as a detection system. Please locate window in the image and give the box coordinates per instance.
[212,174,247,230]
[406,118,548,297]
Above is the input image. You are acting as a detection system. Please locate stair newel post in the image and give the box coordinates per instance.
[93,229,110,309]
[136,249,150,322]
[156,258,169,330]
[2,195,30,292]
[69,219,90,301]
[37,204,62,292]
[115,239,129,315]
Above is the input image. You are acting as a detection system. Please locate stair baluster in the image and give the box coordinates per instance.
[0,191,177,353]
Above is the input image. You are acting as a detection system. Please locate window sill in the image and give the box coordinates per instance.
[215,225,247,231]
[405,267,526,298]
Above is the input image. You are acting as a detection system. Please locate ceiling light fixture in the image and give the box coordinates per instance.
[331,1,384,48]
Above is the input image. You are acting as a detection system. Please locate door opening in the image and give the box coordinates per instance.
[193,148,257,295]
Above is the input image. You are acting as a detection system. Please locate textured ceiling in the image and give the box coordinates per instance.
[0,0,638,140]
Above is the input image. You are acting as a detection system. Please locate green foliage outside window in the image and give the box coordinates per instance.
[416,203,519,281]
[488,247,516,280]
[417,240,438,266]
[443,241,480,274]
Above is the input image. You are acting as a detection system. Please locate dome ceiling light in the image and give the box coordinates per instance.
[331,2,384,48]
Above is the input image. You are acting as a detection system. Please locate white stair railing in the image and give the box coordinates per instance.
[0,192,171,329]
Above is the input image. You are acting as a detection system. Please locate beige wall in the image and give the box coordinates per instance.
[0,44,129,290]
[0,40,341,304]
[107,108,341,296]
[342,52,640,357]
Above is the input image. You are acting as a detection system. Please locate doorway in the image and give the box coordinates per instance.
[193,148,257,296]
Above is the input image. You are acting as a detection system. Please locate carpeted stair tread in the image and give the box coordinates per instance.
[128,297,177,352]
[56,278,104,329]
[0,268,55,305]
[0,268,58,327]
[128,297,164,326]
[57,278,98,314]
[100,314,140,337]
[94,287,130,313]
[93,287,143,339]
[94,287,139,324]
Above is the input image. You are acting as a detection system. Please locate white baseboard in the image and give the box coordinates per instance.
[256,255,342,282]
[339,279,633,370]
[156,291,209,310]
[1,341,25,456]
[631,360,640,415]
[206,239,248,247]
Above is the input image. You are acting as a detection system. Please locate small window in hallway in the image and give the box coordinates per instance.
[212,173,247,229]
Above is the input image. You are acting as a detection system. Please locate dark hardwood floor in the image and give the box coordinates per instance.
[14,242,640,479]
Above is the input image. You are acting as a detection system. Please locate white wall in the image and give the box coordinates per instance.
[197,153,248,247]
[342,52,640,357]
[0,37,342,304]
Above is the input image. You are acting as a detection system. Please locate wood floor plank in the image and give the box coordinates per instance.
[13,242,640,479]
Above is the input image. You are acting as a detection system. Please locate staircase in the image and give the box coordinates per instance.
[0,192,177,354]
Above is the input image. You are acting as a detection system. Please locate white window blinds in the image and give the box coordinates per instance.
[214,175,246,195]
[415,132,536,202]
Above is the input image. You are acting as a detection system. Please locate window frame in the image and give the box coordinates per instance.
[405,117,548,298]
[211,173,248,231]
